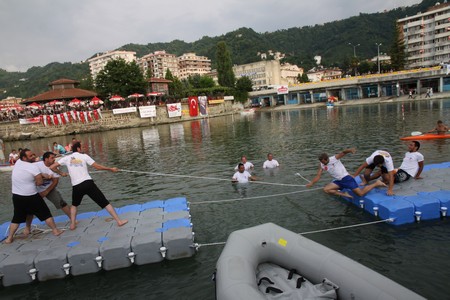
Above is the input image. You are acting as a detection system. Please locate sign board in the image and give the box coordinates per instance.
[112,107,137,115]
[166,103,182,118]
[277,85,289,95]
[208,99,224,104]
[138,105,157,118]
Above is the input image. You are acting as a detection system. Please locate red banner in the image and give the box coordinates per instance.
[188,96,198,117]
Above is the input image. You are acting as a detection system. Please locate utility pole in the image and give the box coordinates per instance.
[376,43,382,73]
[348,42,360,57]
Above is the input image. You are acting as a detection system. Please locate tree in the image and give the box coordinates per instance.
[216,41,235,88]
[297,73,310,83]
[95,59,146,97]
[390,23,407,71]
[234,76,253,102]
[187,74,215,89]
[165,69,184,99]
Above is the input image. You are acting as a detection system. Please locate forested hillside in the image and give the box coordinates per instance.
[0,0,437,99]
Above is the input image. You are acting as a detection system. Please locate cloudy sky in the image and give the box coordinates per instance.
[0,0,421,72]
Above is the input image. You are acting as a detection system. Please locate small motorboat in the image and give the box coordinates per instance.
[400,133,450,141]
[240,108,256,116]
[215,223,424,300]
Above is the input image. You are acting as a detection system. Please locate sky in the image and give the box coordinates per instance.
[0,0,421,72]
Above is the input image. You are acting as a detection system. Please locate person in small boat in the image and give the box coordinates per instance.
[53,142,67,155]
[307,148,386,198]
[232,163,257,183]
[234,155,254,171]
[394,141,424,183]
[263,153,279,169]
[353,150,395,195]
[49,142,128,230]
[427,120,448,135]
[5,148,63,244]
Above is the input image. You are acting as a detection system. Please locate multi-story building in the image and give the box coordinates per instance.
[307,68,342,82]
[139,50,179,79]
[233,60,281,90]
[398,2,450,69]
[177,53,211,79]
[87,50,136,79]
[280,63,303,85]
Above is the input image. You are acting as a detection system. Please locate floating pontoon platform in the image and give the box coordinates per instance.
[0,197,195,287]
[342,162,450,225]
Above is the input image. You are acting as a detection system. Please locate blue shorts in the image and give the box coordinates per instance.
[333,175,358,190]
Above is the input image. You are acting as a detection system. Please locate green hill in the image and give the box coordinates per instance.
[0,0,437,99]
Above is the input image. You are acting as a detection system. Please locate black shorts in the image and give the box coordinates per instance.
[367,163,388,174]
[12,193,52,224]
[394,169,411,183]
[72,179,110,209]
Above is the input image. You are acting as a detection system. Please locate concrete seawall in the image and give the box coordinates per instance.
[0,101,241,142]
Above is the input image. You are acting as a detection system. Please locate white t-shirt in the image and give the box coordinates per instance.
[321,156,349,180]
[234,161,254,171]
[9,153,18,163]
[58,152,95,186]
[36,161,60,193]
[399,151,424,177]
[263,159,279,169]
[11,159,40,195]
[232,171,252,183]
[366,150,394,172]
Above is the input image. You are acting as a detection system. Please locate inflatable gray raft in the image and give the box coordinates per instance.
[215,223,425,300]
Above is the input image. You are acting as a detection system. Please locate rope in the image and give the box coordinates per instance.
[191,188,323,205]
[119,169,307,187]
[295,173,311,183]
[299,218,394,235]
[195,219,394,248]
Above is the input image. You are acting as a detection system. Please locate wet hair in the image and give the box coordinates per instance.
[238,163,244,169]
[72,142,81,152]
[373,155,385,165]
[412,141,420,150]
[43,151,55,160]
[437,120,443,125]
[318,153,329,161]
[19,148,30,160]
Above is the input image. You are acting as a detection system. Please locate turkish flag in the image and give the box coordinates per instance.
[46,115,52,126]
[39,115,44,125]
[188,96,198,117]
[53,115,59,125]
[79,111,85,123]
[59,113,66,125]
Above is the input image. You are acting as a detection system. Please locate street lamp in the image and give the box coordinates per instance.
[348,42,360,57]
[376,43,382,73]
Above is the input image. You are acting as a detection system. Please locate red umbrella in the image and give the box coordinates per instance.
[127,93,144,99]
[27,102,43,109]
[46,100,64,106]
[90,98,104,106]
[68,98,82,107]
[109,95,125,101]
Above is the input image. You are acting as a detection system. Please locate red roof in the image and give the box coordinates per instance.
[24,88,97,103]
[49,78,80,86]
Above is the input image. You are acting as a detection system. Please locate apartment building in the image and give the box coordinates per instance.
[139,50,179,78]
[398,2,450,68]
[280,63,303,85]
[177,53,211,79]
[88,50,136,79]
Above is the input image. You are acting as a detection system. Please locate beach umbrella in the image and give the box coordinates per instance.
[68,98,82,107]
[109,95,125,101]
[127,93,144,99]
[90,97,104,106]
[46,100,64,106]
[27,102,43,109]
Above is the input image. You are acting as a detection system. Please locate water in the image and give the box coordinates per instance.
[1,99,450,299]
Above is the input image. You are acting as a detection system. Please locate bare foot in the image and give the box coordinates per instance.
[53,229,64,236]
[4,237,13,244]
[23,227,31,236]
[70,223,77,230]
[341,192,353,199]
[359,175,367,186]
[117,219,128,227]
[375,180,387,188]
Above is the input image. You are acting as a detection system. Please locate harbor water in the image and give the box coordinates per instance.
[0,99,449,299]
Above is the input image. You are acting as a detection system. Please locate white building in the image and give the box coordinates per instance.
[177,53,211,79]
[88,50,136,79]
[398,2,450,68]
[307,68,342,82]
[138,50,179,79]
[233,60,282,90]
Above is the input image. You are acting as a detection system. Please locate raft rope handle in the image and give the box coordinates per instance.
[195,218,394,248]
[119,169,307,187]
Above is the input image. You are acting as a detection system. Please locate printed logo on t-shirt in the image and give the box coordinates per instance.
[69,157,84,167]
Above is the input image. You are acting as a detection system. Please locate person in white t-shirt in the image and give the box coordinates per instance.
[5,149,63,244]
[50,142,127,230]
[232,163,257,183]
[36,151,71,217]
[8,149,19,165]
[354,150,395,196]
[395,141,424,183]
[234,155,254,171]
[307,148,385,198]
[263,153,279,169]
